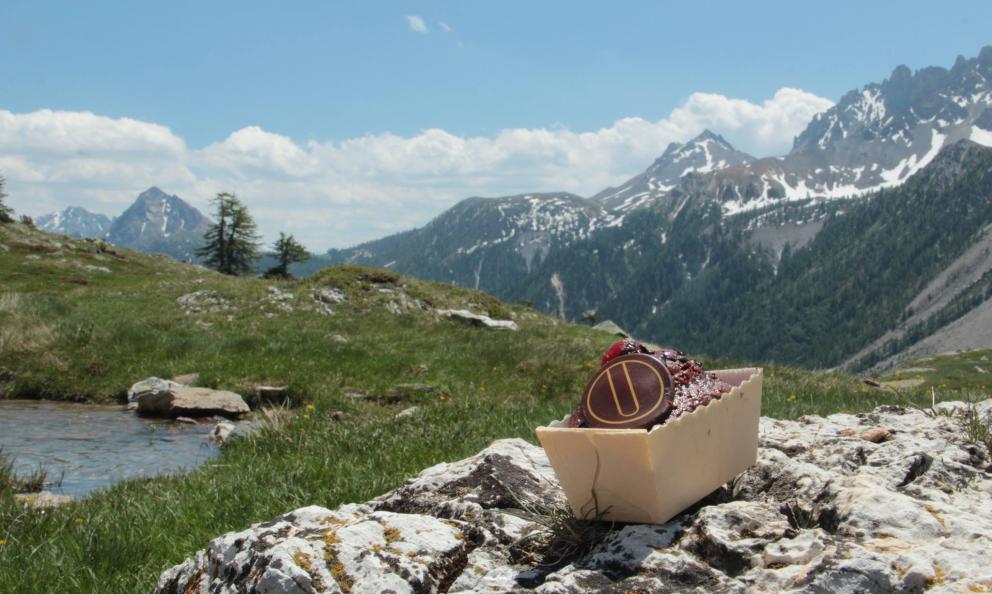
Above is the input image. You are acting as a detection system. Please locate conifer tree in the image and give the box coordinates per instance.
[196,192,261,275]
[265,232,310,279]
[0,176,13,224]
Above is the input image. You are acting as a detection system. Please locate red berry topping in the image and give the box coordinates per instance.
[600,338,648,367]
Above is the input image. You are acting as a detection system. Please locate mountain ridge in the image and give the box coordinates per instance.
[324,46,992,370]
[36,206,113,239]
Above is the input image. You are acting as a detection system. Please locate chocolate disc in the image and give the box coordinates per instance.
[580,353,674,429]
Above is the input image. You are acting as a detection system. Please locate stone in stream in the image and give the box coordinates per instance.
[208,421,235,447]
[156,401,992,593]
[126,377,182,410]
[136,387,250,419]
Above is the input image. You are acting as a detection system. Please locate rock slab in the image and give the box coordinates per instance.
[157,402,992,593]
[136,387,250,419]
[437,309,519,331]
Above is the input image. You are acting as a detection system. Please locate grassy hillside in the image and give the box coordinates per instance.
[878,349,992,392]
[0,221,983,592]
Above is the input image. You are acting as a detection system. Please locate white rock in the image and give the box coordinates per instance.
[395,406,419,419]
[156,506,478,594]
[436,309,519,331]
[15,491,75,509]
[314,287,345,304]
[208,421,235,447]
[177,290,229,314]
[157,403,992,593]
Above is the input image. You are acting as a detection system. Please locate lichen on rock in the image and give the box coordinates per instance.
[156,401,992,593]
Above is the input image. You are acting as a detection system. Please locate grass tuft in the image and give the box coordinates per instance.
[507,488,614,570]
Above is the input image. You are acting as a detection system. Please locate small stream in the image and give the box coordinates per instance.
[0,400,225,498]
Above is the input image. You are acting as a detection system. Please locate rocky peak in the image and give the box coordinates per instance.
[35,206,113,239]
[104,187,211,260]
[980,45,992,67]
[649,129,751,175]
[136,185,167,200]
[595,129,753,212]
[793,47,992,155]
[156,400,992,593]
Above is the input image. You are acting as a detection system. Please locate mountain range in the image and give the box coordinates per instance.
[325,46,992,371]
[36,47,992,371]
[38,187,211,261]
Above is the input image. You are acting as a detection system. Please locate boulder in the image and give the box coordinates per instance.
[136,387,250,419]
[314,287,345,304]
[436,309,519,331]
[127,377,182,410]
[591,319,628,337]
[156,402,992,593]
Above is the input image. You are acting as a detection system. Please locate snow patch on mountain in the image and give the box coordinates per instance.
[972,126,992,147]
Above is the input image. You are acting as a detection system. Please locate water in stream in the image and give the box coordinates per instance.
[0,400,224,498]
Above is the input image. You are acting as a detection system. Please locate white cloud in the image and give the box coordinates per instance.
[0,88,831,251]
[438,21,453,33]
[405,15,428,33]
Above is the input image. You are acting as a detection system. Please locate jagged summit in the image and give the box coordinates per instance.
[595,128,754,212]
[792,45,992,155]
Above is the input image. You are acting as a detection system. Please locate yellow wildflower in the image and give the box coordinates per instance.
[439,395,447,401]
[787,394,797,402]
[302,414,311,421]
[75,517,84,525]
[306,403,316,412]
[479,386,486,393]
[0,539,6,546]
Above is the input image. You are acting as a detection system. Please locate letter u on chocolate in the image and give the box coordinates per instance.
[606,361,642,417]
[580,354,674,429]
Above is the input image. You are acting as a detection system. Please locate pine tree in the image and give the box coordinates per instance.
[196,192,261,275]
[0,176,13,224]
[265,232,310,279]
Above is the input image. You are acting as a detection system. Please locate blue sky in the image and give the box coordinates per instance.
[2,1,991,249]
